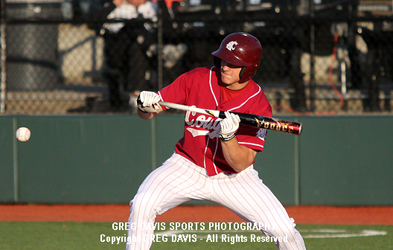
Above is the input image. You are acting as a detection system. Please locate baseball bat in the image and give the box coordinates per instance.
[158,101,302,135]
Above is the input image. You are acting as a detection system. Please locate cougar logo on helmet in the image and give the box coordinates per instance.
[226,41,238,51]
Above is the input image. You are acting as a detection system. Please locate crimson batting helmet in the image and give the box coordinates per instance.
[212,32,262,83]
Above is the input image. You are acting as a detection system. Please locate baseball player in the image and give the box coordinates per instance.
[127,32,306,250]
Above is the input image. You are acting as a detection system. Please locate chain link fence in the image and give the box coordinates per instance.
[1,0,393,115]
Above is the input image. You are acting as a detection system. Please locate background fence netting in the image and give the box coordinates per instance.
[1,0,392,115]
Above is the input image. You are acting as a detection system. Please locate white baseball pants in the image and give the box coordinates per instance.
[126,153,306,250]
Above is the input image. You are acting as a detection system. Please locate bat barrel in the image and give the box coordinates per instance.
[252,119,302,135]
[233,113,303,135]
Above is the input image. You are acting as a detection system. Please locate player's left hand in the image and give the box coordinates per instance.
[219,111,240,141]
[137,91,161,113]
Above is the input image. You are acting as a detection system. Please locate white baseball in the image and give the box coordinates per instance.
[16,127,31,142]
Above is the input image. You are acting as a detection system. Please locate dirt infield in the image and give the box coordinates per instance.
[1,204,392,225]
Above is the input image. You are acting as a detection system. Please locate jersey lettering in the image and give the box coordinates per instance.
[185,110,220,139]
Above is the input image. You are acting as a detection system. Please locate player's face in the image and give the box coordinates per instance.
[220,60,242,86]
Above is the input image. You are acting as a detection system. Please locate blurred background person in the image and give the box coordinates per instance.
[87,0,158,112]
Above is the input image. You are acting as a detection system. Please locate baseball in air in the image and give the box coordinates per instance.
[16,127,31,142]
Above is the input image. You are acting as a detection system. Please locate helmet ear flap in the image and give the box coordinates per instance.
[239,67,246,82]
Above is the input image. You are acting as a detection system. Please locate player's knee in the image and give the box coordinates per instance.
[130,193,157,217]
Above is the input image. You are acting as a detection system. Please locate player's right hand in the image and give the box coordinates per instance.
[137,91,161,113]
[219,111,240,141]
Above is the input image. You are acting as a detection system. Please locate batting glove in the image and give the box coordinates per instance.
[219,111,240,141]
[137,91,161,113]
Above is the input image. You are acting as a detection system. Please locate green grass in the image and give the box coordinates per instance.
[0,222,392,250]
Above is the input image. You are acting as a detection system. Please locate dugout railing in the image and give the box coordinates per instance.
[0,0,392,115]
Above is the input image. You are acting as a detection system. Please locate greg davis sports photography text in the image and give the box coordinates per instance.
[99,221,289,245]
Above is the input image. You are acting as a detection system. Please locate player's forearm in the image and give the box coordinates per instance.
[137,107,163,120]
[221,138,256,172]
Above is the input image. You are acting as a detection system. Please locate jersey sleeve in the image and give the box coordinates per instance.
[158,70,193,108]
[158,67,213,110]
[236,127,268,152]
[236,93,272,152]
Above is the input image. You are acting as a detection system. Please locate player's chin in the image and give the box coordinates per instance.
[221,75,236,85]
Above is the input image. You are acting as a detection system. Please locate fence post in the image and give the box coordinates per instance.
[309,0,316,112]
[157,1,164,91]
[0,0,6,113]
